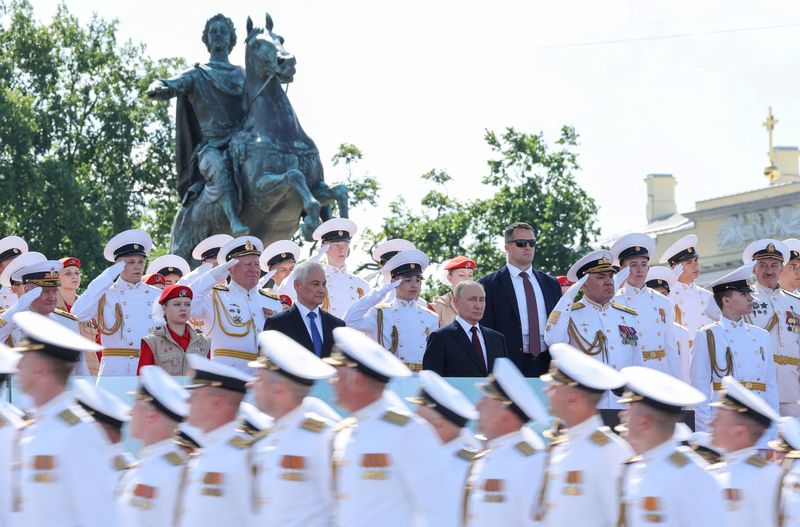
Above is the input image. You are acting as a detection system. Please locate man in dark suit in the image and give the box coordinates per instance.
[264,261,345,357]
[478,222,561,377]
[423,281,507,376]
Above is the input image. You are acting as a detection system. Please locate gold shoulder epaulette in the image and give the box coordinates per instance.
[301,416,328,433]
[212,284,229,291]
[259,289,281,300]
[624,455,643,465]
[590,429,611,446]
[668,451,690,468]
[381,410,411,426]
[163,451,186,466]
[514,441,536,457]
[58,408,82,426]
[54,308,78,321]
[611,302,637,315]
[784,289,800,300]
[746,454,767,468]
[333,416,357,433]
[228,435,253,449]
[547,310,560,325]
[456,448,479,461]
[570,302,585,310]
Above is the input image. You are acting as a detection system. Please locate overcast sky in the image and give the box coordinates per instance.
[27,0,800,252]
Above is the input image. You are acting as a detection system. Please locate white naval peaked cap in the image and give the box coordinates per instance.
[407,370,478,427]
[0,235,27,262]
[645,266,677,294]
[135,365,189,422]
[0,251,45,287]
[238,401,274,434]
[618,366,705,412]
[185,354,254,393]
[783,238,800,262]
[543,343,625,392]
[477,357,550,425]
[658,234,699,266]
[0,343,20,373]
[260,240,301,272]
[710,376,781,428]
[217,236,263,263]
[773,417,800,451]
[251,330,336,385]
[12,311,101,362]
[742,238,790,265]
[610,233,656,265]
[706,263,754,295]
[74,379,131,429]
[325,326,412,382]
[103,229,153,262]
[13,260,63,287]
[372,238,416,265]
[566,249,615,283]
[192,233,234,262]
[383,249,430,278]
[175,422,205,450]
[146,254,191,278]
[312,218,357,242]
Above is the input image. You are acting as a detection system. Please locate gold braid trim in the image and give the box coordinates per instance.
[211,288,254,337]
[567,319,607,360]
[376,308,385,347]
[390,326,399,354]
[674,304,683,326]
[765,312,780,333]
[375,307,399,353]
[321,291,330,312]
[531,445,556,521]
[97,295,123,336]
[706,329,734,378]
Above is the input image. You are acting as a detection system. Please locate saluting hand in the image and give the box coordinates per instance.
[211,258,239,281]
[614,267,630,291]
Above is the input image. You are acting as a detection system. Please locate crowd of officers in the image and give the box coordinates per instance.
[0,217,798,526]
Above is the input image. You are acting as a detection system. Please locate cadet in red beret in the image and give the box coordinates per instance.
[556,275,574,295]
[56,256,100,375]
[142,273,167,289]
[432,256,477,326]
[137,284,210,375]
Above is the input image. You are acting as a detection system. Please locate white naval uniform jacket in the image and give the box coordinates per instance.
[745,283,800,406]
[0,286,17,310]
[537,415,633,527]
[179,420,259,527]
[668,281,719,344]
[332,394,449,527]
[544,298,640,409]
[254,406,335,527]
[619,440,726,527]
[708,446,783,527]
[18,392,117,527]
[322,263,369,319]
[440,430,484,527]
[689,317,779,437]
[117,438,191,527]
[345,292,439,368]
[190,280,281,373]
[465,427,545,527]
[72,276,161,376]
[0,398,24,527]
[615,284,682,379]
[781,455,800,527]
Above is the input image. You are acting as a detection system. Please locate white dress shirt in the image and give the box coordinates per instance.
[455,315,488,366]
[507,264,547,354]
[295,302,324,344]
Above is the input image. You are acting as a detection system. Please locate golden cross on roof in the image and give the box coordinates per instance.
[763,106,778,164]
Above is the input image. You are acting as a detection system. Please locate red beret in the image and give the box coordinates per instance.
[279,294,293,306]
[143,273,166,287]
[556,275,574,287]
[59,257,81,269]
[444,256,476,271]
[159,284,193,304]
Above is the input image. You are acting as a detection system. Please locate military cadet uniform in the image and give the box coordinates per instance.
[742,239,800,417]
[646,267,692,382]
[72,230,162,376]
[258,239,300,290]
[611,235,681,379]
[249,331,338,527]
[0,236,27,310]
[535,343,634,526]
[776,418,800,527]
[325,327,448,527]
[689,265,779,438]
[57,257,100,375]
[0,351,23,527]
[312,219,370,318]
[706,377,783,527]
[13,312,117,527]
[617,366,726,527]
[432,256,477,327]
[118,366,192,527]
[179,355,259,527]
[345,250,439,372]
[544,250,640,409]
[146,254,191,285]
[189,236,281,373]
[185,234,234,330]
[465,358,548,527]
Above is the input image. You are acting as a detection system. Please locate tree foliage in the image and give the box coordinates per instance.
[0,0,182,277]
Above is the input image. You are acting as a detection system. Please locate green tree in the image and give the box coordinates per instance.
[331,142,380,211]
[0,0,182,278]
[370,126,599,298]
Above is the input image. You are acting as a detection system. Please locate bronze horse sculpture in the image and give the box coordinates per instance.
[165,13,348,261]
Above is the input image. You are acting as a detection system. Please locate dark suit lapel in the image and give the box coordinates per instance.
[499,266,521,323]
[320,311,334,345]
[480,325,501,371]
[532,268,557,313]
[452,322,486,375]
[289,306,314,350]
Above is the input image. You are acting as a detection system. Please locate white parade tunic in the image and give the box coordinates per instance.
[332,393,449,527]
[0,398,24,527]
[668,280,719,345]
[708,446,783,527]
[619,440,725,527]
[0,286,17,310]
[18,392,117,527]
[780,455,800,527]
[439,430,484,527]
[117,439,190,527]
[322,263,369,319]
[254,405,335,527]
[72,275,160,376]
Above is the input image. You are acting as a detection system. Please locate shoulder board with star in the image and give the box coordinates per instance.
[212,284,229,291]
[456,448,480,461]
[570,302,585,310]
[611,302,637,315]
[53,308,78,321]
[163,451,187,466]
[381,410,411,426]
[58,406,90,426]
[514,441,537,457]
[301,415,329,433]
[259,289,281,301]
[589,429,612,446]
[783,289,800,301]
[228,435,254,449]
[668,451,690,468]
[745,454,768,468]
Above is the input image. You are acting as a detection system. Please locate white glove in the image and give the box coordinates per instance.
[614,267,630,291]
[211,258,239,281]
[564,275,588,305]
[257,270,277,290]
[377,279,402,297]
[671,263,684,281]
[179,262,212,285]
[101,261,126,281]
[11,287,42,313]
[308,244,330,263]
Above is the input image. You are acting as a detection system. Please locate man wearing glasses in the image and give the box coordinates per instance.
[478,222,562,377]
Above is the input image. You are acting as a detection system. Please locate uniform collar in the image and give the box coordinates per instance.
[273,403,305,432]
[584,296,611,311]
[622,283,646,296]
[116,276,142,289]
[444,428,479,455]
[229,279,255,295]
[394,297,417,309]
[641,438,677,463]
[723,446,757,464]
[352,393,392,422]
[33,391,74,421]
[202,419,241,446]
[754,282,778,295]
[566,414,604,442]
[140,438,179,459]
[326,263,348,274]
[720,315,745,329]
[675,280,696,291]
[486,428,523,450]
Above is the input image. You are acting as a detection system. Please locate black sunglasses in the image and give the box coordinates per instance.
[510,239,536,248]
